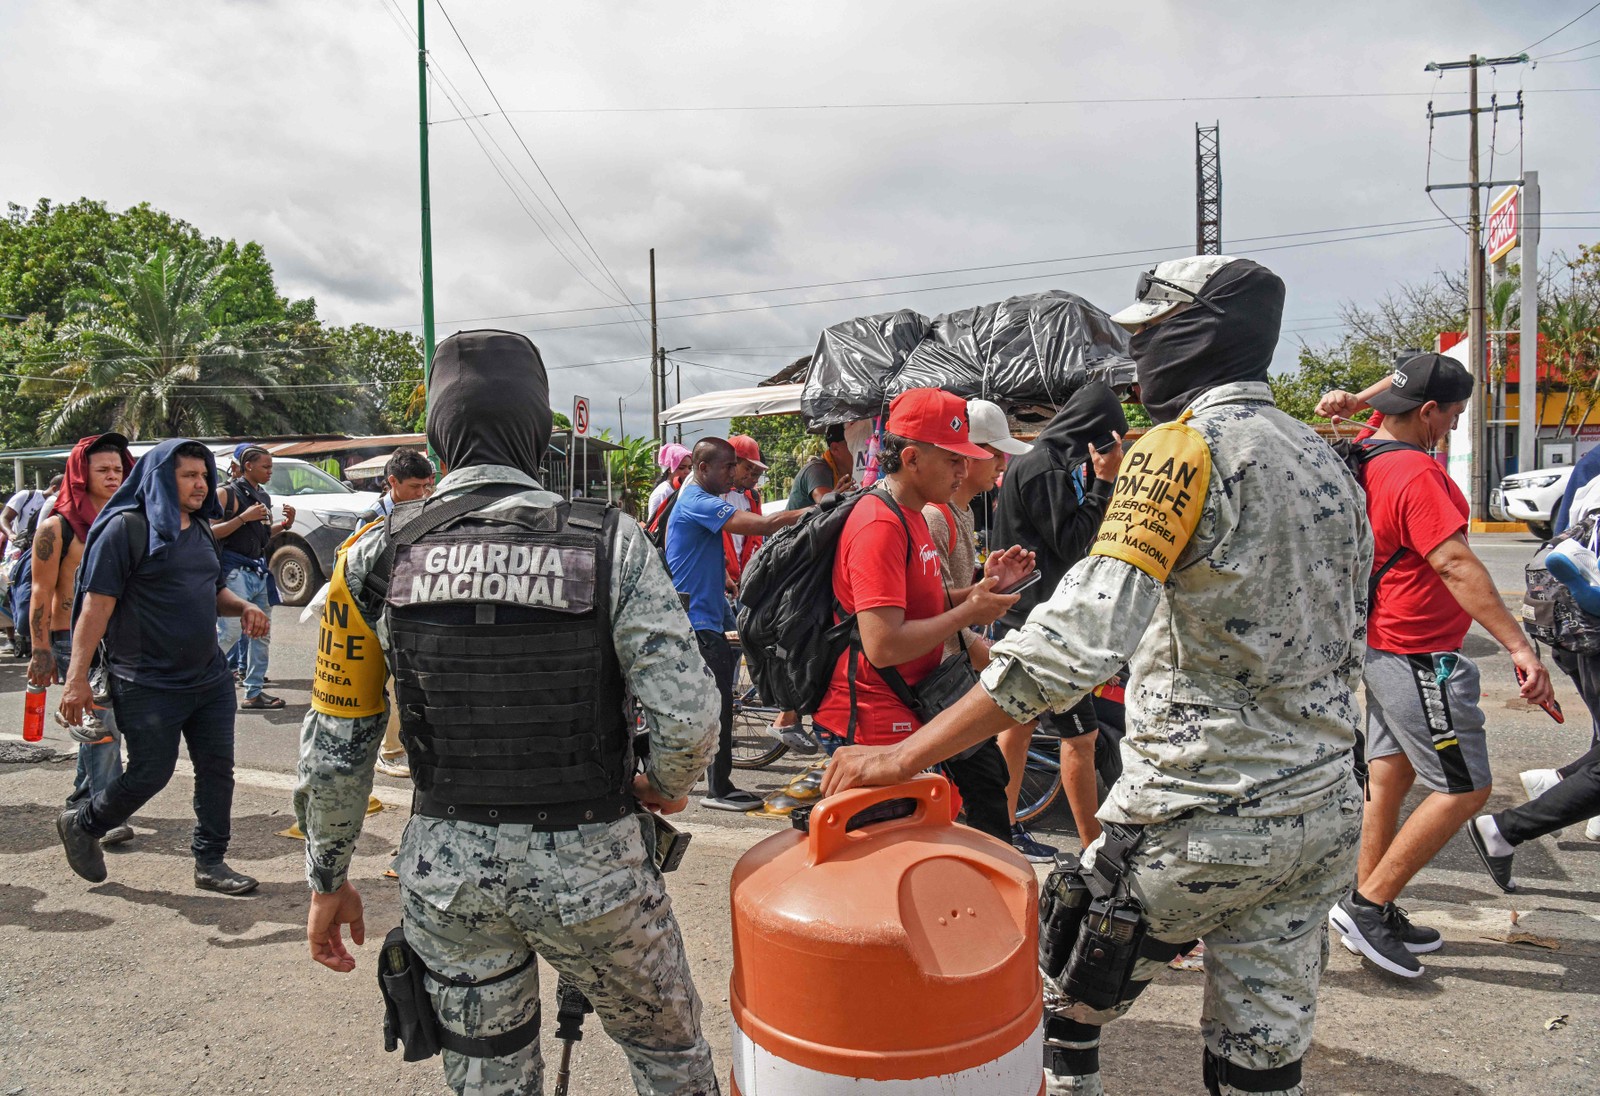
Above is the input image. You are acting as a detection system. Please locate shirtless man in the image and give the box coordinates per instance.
[29,433,134,840]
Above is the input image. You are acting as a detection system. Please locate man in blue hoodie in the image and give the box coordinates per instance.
[55,440,270,894]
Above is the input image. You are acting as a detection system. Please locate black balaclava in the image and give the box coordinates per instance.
[1129,259,1285,424]
[426,330,553,476]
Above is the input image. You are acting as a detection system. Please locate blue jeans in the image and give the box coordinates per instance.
[54,633,122,807]
[79,675,237,864]
[217,568,270,698]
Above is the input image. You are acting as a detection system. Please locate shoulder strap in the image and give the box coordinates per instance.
[1359,440,1427,605]
[120,510,150,572]
[365,484,525,600]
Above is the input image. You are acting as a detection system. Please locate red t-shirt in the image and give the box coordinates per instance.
[1364,447,1471,653]
[814,493,947,745]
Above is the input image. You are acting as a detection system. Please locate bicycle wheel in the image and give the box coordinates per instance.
[731,650,788,770]
[1014,740,1061,824]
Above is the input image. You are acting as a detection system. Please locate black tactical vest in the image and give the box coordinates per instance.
[370,489,632,828]
[220,477,272,560]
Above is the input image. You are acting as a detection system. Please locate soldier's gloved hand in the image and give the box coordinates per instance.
[308,881,366,973]
[632,773,687,815]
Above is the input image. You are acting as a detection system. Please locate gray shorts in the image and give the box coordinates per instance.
[1363,648,1491,794]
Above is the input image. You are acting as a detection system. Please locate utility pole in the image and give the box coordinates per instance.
[416,0,437,426]
[649,248,660,443]
[1519,170,1540,475]
[1423,51,1527,520]
[1195,123,1222,255]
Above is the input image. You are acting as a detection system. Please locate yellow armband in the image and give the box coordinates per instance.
[1089,420,1212,582]
[310,552,387,718]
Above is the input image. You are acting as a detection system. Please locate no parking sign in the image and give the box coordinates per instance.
[573,396,590,436]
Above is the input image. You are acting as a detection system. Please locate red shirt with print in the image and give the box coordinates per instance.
[814,492,947,745]
[1364,446,1472,653]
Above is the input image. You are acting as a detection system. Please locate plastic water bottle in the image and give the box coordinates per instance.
[23,683,46,742]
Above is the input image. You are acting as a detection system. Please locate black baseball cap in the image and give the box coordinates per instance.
[1367,353,1475,415]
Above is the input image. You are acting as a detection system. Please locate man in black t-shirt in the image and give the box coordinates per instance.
[55,440,270,894]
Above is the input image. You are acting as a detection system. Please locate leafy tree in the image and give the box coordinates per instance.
[604,434,658,518]
[731,412,817,500]
[22,246,283,440]
[325,322,424,432]
[0,198,281,327]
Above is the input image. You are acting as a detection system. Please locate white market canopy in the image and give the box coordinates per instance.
[659,383,803,426]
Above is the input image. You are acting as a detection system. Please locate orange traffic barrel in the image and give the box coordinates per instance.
[729,774,1042,1094]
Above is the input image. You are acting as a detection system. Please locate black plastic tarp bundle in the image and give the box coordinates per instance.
[801,290,1135,428]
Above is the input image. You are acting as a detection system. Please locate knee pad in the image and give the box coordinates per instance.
[1203,1048,1303,1095]
[1044,1015,1101,1078]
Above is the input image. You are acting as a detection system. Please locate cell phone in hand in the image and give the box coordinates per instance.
[1516,666,1564,723]
[995,571,1043,597]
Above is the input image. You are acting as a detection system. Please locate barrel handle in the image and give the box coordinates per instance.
[807,773,951,866]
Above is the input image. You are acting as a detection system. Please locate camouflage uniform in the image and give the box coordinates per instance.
[294,464,721,1096]
[982,382,1372,1096]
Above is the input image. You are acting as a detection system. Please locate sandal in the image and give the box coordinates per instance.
[239,693,287,710]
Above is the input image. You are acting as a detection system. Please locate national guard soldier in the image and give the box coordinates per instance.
[294,329,722,1096]
[823,257,1371,1096]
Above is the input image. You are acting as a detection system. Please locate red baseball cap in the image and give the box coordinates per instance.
[728,434,767,471]
[885,388,990,459]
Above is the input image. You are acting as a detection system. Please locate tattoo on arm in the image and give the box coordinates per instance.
[33,524,55,563]
[30,603,48,649]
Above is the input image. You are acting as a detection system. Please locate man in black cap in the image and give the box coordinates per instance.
[1320,353,1555,980]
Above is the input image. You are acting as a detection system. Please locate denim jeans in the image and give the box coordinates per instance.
[217,567,270,698]
[78,675,238,864]
[53,633,122,807]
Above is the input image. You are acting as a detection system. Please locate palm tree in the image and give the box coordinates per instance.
[24,246,282,440]
[605,434,659,518]
[1542,295,1600,436]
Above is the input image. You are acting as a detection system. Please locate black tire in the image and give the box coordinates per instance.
[271,543,322,607]
[1014,736,1061,824]
[730,653,788,769]
[1528,520,1554,540]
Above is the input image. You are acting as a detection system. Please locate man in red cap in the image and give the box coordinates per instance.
[722,434,768,586]
[810,388,1032,840]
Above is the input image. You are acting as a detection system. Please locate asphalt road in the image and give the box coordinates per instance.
[2,531,1597,1094]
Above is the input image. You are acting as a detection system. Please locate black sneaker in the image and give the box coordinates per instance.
[56,809,107,883]
[1467,818,1517,893]
[1328,892,1423,978]
[700,789,763,812]
[1010,824,1059,864]
[194,861,259,895]
[1341,902,1441,955]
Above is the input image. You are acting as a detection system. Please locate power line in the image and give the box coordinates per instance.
[513,224,1464,335]
[392,216,1463,329]
[430,0,653,347]
[431,88,1600,119]
[1535,34,1600,59]
[1542,51,1600,62]
[1522,3,1600,53]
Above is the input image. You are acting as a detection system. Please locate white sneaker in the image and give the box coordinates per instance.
[1520,768,1562,801]
[1587,816,1600,841]
[374,757,411,780]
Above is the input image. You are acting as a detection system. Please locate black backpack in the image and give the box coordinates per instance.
[737,487,920,716]
[1330,436,1426,604]
[645,486,680,560]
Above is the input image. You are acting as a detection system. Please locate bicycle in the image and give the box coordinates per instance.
[1013,700,1125,825]
[731,646,791,769]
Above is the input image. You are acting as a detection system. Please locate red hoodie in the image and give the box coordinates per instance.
[54,433,134,542]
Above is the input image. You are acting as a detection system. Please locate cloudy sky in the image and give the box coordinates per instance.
[4,0,1598,439]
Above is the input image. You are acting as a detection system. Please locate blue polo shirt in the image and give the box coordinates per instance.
[665,482,735,632]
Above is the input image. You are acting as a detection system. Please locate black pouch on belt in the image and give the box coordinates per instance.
[1039,852,1093,980]
[378,926,444,1061]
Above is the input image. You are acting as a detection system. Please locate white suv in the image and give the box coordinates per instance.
[257,458,379,605]
[1491,466,1574,540]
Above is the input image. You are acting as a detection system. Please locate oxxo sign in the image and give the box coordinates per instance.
[573,396,591,436]
[1487,185,1520,264]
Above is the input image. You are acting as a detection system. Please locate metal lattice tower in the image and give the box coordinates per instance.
[1195,123,1222,254]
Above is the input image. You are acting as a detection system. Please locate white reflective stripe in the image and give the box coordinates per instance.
[730,1016,1043,1095]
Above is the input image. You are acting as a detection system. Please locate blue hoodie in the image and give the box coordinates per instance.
[76,439,230,690]
[1554,446,1600,534]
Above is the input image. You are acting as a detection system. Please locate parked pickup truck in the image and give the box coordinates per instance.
[1490,465,1574,540]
